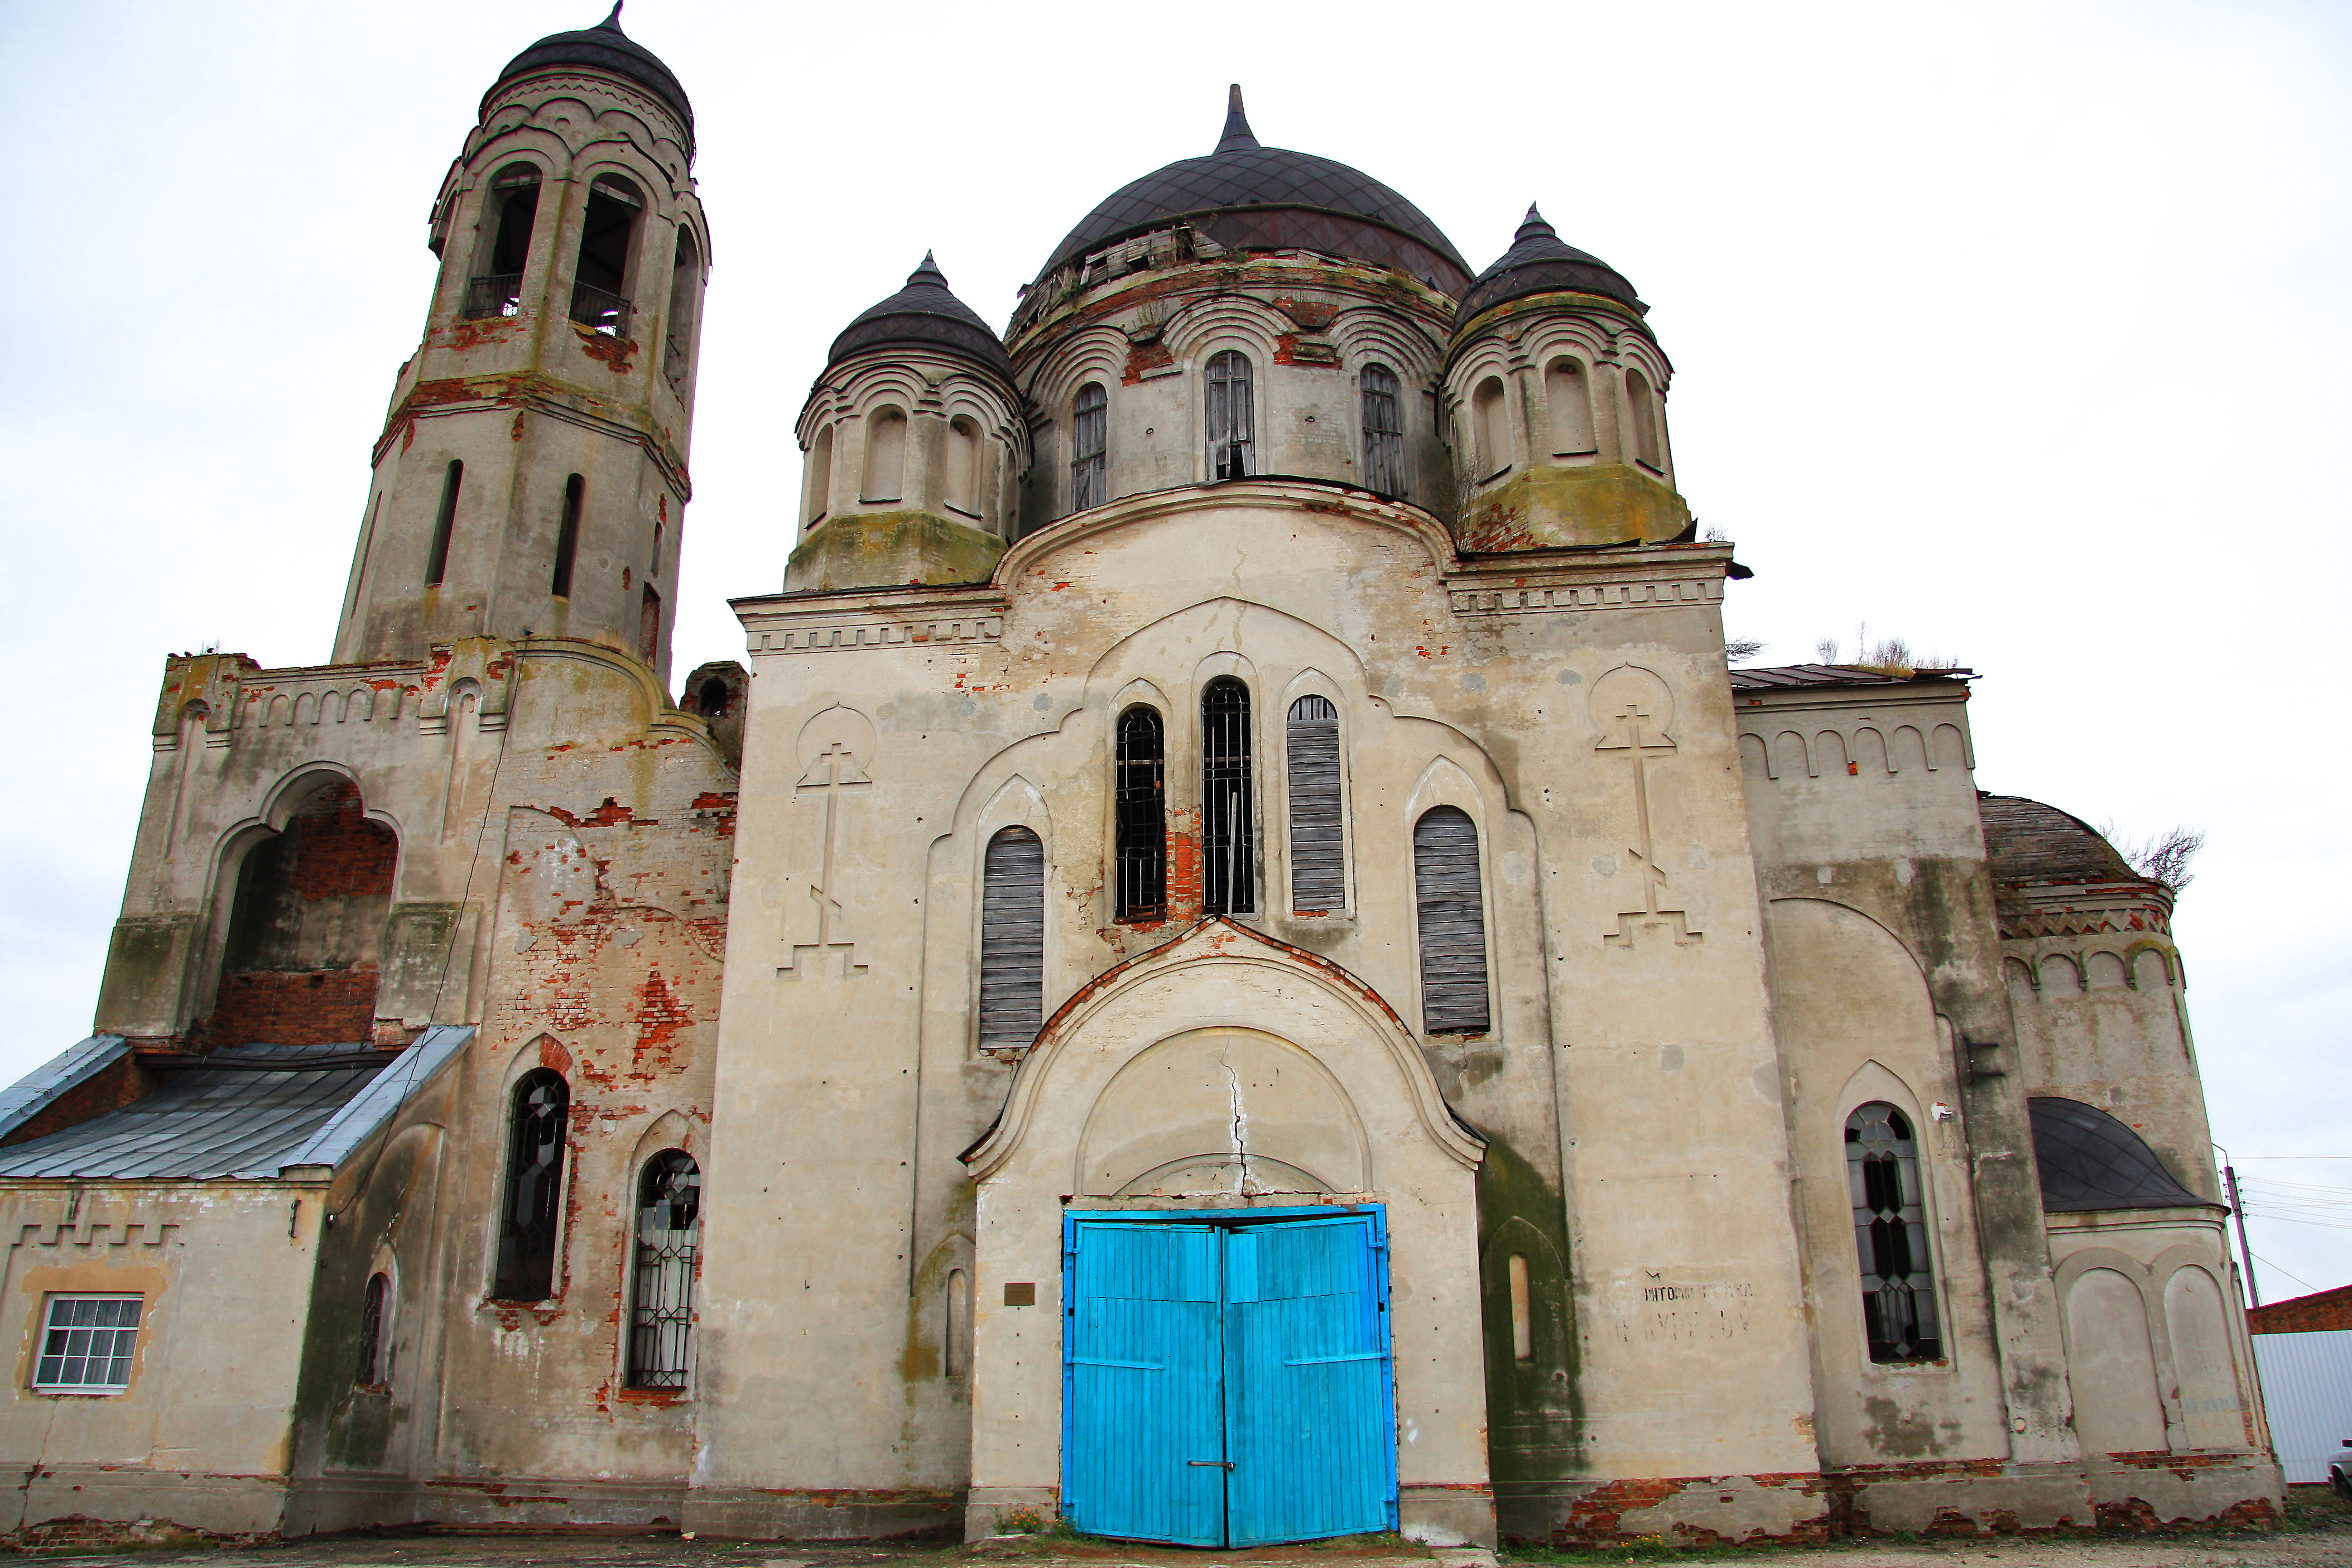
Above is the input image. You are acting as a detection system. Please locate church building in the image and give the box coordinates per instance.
[0,10,2282,1550]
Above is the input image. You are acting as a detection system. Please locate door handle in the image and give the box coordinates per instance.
[1187,1460,1235,1469]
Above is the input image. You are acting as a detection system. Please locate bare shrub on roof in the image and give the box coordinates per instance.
[2100,823,2206,894]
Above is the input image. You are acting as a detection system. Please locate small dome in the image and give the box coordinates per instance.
[487,5,693,147]
[828,254,1014,382]
[1979,795,2141,888]
[1037,88,1470,294]
[1455,205,1643,325]
[2028,1098,2211,1213]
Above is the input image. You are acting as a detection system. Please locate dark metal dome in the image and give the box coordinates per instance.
[828,254,1014,382]
[1038,88,1471,295]
[487,6,694,149]
[1456,205,1643,325]
[2027,1098,2212,1213]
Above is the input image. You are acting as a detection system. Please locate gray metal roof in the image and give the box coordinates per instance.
[0,1030,473,1182]
[1980,794,2141,887]
[1729,663,1976,692]
[828,253,1014,381]
[2028,1096,2215,1213]
[1455,205,1643,326]
[487,7,693,150]
[1037,87,1470,293]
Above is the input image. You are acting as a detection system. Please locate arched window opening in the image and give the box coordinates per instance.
[627,1150,700,1389]
[1624,367,1662,469]
[944,1268,969,1378]
[978,826,1045,1052]
[805,426,834,527]
[425,460,463,587]
[571,174,642,336]
[1071,383,1108,511]
[494,1069,569,1302]
[1413,806,1490,1035]
[1846,1103,1942,1362]
[355,1272,389,1388]
[1546,358,1596,455]
[863,409,907,503]
[1201,679,1254,915]
[212,777,397,1048]
[944,418,981,517]
[1360,364,1406,496]
[464,165,540,319]
[696,677,730,718]
[1507,1254,1534,1363]
[1286,695,1343,913]
[639,584,662,662]
[662,229,701,395]
[551,474,584,597]
[1113,707,1166,922]
[1473,378,1511,480]
[1205,351,1254,479]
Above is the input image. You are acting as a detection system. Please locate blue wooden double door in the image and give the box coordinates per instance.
[1062,1210,1397,1547]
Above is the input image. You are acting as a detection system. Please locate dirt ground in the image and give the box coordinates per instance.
[11,1488,2350,1568]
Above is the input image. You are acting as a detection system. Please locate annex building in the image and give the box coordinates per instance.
[0,9,2283,1550]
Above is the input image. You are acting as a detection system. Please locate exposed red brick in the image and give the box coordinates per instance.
[206,964,380,1047]
[2249,1283,2352,1334]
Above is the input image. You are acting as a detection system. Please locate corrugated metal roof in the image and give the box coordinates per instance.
[0,1033,470,1182]
[1728,663,1975,692]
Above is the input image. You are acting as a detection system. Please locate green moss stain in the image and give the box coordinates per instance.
[1455,464,1691,553]
[785,509,1007,592]
[1476,1131,1586,1532]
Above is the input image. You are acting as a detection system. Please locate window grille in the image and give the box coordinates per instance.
[1286,696,1344,912]
[1113,707,1166,921]
[33,1296,141,1392]
[1205,352,1254,480]
[1071,384,1107,511]
[627,1151,700,1390]
[979,826,1046,1052]
[355,1273,388,1387]
[1413,806,1490,1033]
[1360,364,1406,496]
[493,1069,569,1301]
[1846,1103,1942,1362]
[1201,679,1254,914]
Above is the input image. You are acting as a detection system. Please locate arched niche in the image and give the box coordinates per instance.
[1075,1027,1368,1197]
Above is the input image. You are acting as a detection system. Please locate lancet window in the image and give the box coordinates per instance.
[1071,383,1107,510]
[979,826,1046,1052]
[1360,364,1405,495]
[1201,679,1254,915]
[1286,696,1344,913]
[627,1151,701,1390]
[425,460,463,587]
[493,1069,569,1302]
[1205,352,1254,480]
[1846,1102,1942,1362]
[1113,707,1166,922]
[355,1273,388,1388]
[551,474,583,597]
[1413,806,1490,1034]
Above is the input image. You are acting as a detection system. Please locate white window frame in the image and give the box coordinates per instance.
[32,1293,143,1394]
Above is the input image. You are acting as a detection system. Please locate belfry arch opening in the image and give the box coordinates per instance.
[572,174,643,336]
[464,163,540,319]
[209,776,397,1047]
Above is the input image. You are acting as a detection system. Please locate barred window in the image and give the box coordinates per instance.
[1202,679,1254,914]
[1286,696,1343,913]
[1114,707,1166,922]
[356,1273,389,1388]
[627,1151,701,1390]
[1413,806,1490,1034]
[1846,1103,1942,1362]
[1205,352,1254,480]
[493,1069,569,1301]
[1360,363,1406,496]
[1071,383,1107,511]
[34,1295,141,1393]
[979,826,1046,1051]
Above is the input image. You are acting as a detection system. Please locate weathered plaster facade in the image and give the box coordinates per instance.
[0,15,2278,1553]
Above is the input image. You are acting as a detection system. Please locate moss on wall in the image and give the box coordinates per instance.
[1456,464,1691,552]
[785,511,1006,592]
[1475,1131,1585,1531]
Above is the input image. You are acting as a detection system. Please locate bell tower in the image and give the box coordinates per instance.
[332,6,708,685]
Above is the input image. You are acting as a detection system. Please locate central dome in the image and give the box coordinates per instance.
[1037,88,1470,295]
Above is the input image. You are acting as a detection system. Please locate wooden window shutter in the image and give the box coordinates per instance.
[1413,806,1490,1034]
[979,825,1046,1051]
[1286,696,1344,913]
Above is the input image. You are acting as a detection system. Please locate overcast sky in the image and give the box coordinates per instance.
[1,0,2345,1299]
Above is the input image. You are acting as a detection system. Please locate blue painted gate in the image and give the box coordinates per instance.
[1063,1209,1396,1546]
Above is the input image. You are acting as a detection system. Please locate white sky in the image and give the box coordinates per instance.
[0,1,2345,1300]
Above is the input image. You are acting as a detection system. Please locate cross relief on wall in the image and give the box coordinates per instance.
[1591,666,1703,948]
[778,707,877,980]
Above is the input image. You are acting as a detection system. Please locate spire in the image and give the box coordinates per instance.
[1516,204,1557,244]
[908,251,947,288]
[597,2,624,32]
[1216,84,1259,153]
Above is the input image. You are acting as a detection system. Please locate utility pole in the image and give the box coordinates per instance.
[2223,1161,2261,1309]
